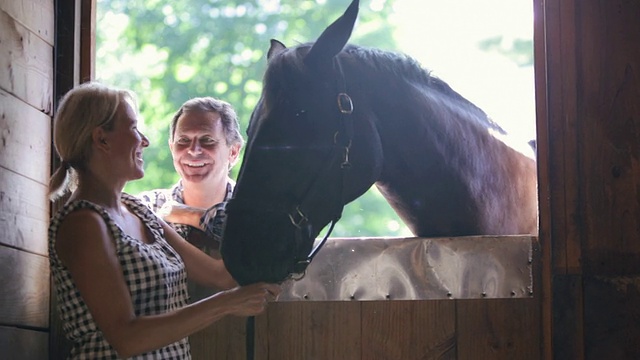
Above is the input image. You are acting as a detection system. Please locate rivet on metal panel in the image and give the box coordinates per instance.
[481,292,487,298]
[510,291,516,297]
[303,294,309,300]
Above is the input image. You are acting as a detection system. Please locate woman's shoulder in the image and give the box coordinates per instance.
[52,200,117,233]
[50,199,109,228]
[122,192,164,235]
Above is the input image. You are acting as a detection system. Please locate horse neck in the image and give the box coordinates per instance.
[349,63,535,236]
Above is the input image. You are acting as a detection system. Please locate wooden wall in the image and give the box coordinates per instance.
[0,0,54,359]
[2,0,636,358]
[536,0,640,358]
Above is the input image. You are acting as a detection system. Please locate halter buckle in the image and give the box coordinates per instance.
[288,206,308,228]
[290,259,311,281]
[337,93,354,114]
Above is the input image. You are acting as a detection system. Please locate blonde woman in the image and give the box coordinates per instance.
[48,82,279,359]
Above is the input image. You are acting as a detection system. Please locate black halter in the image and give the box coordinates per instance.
[288,59,353,278]
[245,58,354,360]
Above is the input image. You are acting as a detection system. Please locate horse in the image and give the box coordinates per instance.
[220,0,538,287]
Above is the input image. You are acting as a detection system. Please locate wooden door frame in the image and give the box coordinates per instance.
[57,0,560,358]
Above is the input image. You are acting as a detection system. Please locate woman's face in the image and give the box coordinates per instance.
[103,100,149,181]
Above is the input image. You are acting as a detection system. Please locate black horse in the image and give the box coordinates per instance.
[221,0,538,286]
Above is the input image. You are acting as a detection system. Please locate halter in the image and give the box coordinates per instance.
[244,58,354,360]
[287,57,354,279]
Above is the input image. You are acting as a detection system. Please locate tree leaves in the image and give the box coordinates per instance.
[97,0,410,236]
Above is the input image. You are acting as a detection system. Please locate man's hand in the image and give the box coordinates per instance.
[157,201,205,228]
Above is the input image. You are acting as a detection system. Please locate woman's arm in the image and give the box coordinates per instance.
[55,210,279,358]
[160,219,237,289]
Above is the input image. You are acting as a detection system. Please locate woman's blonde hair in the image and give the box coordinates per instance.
[48,82,137,201]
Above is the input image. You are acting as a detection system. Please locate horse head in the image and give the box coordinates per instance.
[220,0,383,285]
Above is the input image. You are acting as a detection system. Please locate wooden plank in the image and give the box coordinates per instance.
[578,0,640,274]
[540,1,585,356]
[0,9,53,113]
[456,298,540,360]
[49,281,73,360]
[258,301,361,360]
[583,275,640,359]
[542,0,581,274]
[54,0,80,104]
[0,88,51,184]
[0,246,49,328]
[551,275,584,360]
[189,315,247,360]
[0,167,49,255]
[362,301,456,360]
[0,0,54,45]
[532,0,553,356]
[575,0,640,357]
[80,0,95,82]
[0,325,48,360]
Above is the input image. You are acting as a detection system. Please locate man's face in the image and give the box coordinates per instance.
[170,110,239,186]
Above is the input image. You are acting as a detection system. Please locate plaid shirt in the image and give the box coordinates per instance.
[137,180,234,301]
[137,180,233,243]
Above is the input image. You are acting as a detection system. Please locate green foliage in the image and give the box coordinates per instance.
[97,0,412,237]
[478,36,534,67]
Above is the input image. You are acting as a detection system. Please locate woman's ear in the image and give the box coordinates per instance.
[92,127,109,151]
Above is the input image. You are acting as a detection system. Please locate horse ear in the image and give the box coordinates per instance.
[267,39,287,62]
[304,0,359,71]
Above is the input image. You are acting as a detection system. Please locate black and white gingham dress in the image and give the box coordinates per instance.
[49,193,191,359]
[137,181,233,302]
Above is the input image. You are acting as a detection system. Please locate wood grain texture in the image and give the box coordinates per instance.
[258,301,361,360]
[0,325,48,360]
[0,0,54,45]
[0,167,49,254]
[532,0,553,356]
[0,246,49,328]
[577,0,640,275]
[0,9,53,113]
[0,88,51,184]
[189,315,247,360]
[583,275,640,359]
[362,300,456,360]
[551,274,584,360]
[49,284,73,360]
[456,298,540,360]
[575,2,640,358]
[542,0,582,275]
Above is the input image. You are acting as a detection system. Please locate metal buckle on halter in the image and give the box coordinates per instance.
[288,206,308,228]
[290,259,311,281]
[337,93,354,114]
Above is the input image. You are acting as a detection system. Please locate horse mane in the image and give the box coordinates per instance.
[340,44,508,135]
[262,41,507,136]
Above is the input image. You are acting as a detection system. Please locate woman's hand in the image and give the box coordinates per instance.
[216,282,282,317]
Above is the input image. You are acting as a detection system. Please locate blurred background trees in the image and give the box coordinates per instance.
[96,0,533,237]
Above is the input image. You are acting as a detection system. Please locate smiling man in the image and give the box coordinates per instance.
[137,97,243,299]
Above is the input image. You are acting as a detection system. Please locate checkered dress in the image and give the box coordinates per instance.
[49,193,191,359]
[137,181,233,302]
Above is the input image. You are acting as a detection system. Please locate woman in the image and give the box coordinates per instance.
[48,82,280,359]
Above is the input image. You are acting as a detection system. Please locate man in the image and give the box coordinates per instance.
[138,96,243,300]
